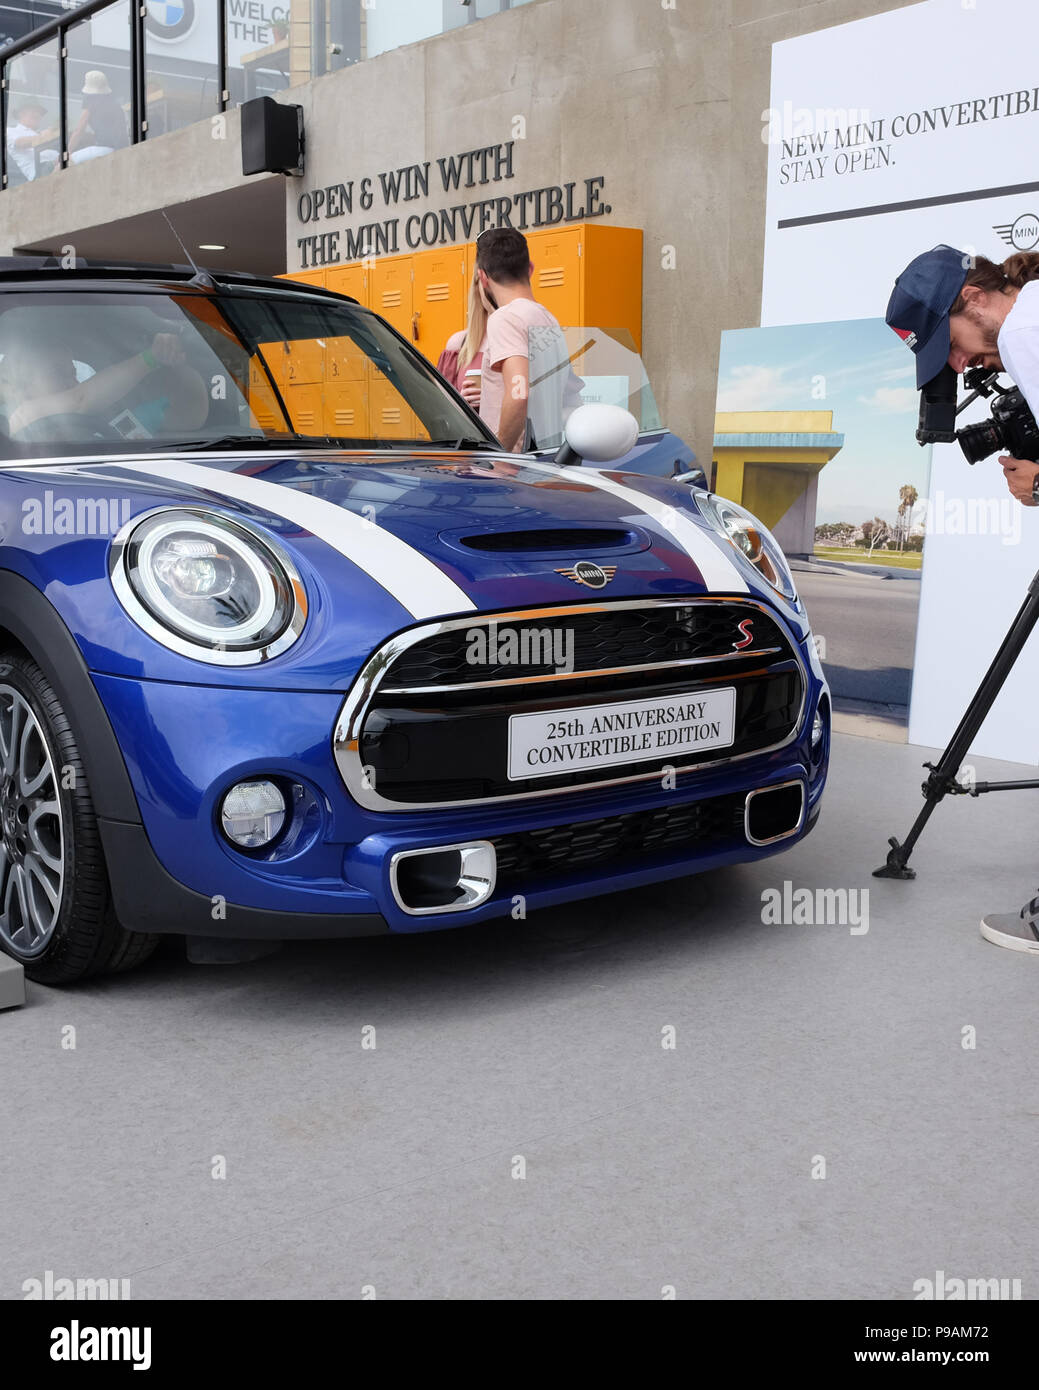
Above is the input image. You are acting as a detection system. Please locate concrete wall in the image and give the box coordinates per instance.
[0,0,919,463]
[0,102,271,255]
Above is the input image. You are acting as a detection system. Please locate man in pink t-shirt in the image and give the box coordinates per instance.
[476,228,581,452]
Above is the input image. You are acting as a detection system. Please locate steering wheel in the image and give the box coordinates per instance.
[10,411,125,444]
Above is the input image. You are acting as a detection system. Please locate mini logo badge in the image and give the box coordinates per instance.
[556,561,617,589]
[994,214,1039,251]
[892,326,918,351]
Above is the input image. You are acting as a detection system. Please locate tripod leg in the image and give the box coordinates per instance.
[874,569,1039,878]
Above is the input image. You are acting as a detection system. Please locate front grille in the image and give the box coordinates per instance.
[492,792,748,887]
[337,600,807,809]
[383,602,788,689]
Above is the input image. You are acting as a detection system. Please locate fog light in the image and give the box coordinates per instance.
[812,710,824,751]
[220,779,286,848]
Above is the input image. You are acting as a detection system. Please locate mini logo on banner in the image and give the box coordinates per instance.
[892,326,918,350]
[555,561,616,589]
[994,215,1039,251]
[146,1,195,40]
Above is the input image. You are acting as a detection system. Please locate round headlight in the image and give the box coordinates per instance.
[110,508,306,664]
[695,493,798,603]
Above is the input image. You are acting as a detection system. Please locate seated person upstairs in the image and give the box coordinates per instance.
[6,333,209,441]
[69,71,129,162]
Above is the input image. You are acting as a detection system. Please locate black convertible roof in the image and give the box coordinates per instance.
[0,256,358,304]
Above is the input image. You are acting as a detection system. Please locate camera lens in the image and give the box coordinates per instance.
[957,420,1005,465]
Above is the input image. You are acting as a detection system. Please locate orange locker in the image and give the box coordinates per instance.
[580,223,642,352]
[283,336,325,387]
[276,225,643,434]
[370,256,413,341]
[524,227,582,331]
[284,226,642,350]
[326,379,368,437]
[326,263,367,306]
[369,372,419,440]
[248,357,284,433]
[283,383,325,436]
[411,245,468,365]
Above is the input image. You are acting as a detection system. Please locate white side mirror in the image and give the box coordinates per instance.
[561,403,639,463]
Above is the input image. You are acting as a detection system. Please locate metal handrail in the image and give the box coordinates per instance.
[0,1,112,61]
[1,0,230,190]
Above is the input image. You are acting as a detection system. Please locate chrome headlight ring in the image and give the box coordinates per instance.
[109,506,307,666]
[694,492,799,604]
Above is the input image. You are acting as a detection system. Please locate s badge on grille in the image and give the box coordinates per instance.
[733,618,754,649]
[555,561,617,589]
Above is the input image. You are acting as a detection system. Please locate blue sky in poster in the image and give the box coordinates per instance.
[715,317,930,528]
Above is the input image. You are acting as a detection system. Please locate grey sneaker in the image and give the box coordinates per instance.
[980,897,1039,954]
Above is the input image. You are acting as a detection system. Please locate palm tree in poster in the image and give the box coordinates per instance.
[897,484,918,551]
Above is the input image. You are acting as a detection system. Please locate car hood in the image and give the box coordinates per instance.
[93,449,752,611]
[6,450,802,689]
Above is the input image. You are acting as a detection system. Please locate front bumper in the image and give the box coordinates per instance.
[92,647,828,939]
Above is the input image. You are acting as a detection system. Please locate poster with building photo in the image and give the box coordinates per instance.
[714,317,932,732]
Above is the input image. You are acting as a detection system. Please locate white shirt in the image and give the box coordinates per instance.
[997,279,1039,423]
[6,122,39,181]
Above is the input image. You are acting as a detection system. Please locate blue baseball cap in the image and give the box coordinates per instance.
[886,245,970,387]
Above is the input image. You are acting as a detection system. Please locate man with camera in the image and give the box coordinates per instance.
[887,245,1039,954]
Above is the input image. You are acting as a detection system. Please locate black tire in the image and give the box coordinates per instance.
[0,650,158,984]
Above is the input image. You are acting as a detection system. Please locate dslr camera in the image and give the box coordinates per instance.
[917,363,1039,462]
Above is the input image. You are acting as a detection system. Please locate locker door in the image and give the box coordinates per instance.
[325,331,370,439]
[369,373,419,441]
[370,255,413,339]
[412,246,468,366]
[326,379,369,439]
[526,227,582,328]
[326,264,367,307]
[248,357,284,433]
[581,224,643,353]
[284,384,325,436]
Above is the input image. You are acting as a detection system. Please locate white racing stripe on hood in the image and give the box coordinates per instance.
[519,460,748,594]
[109,457,476,620]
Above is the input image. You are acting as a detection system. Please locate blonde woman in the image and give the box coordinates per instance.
[436,269,490,410]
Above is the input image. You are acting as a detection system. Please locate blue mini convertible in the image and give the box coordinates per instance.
[0,260,829,982]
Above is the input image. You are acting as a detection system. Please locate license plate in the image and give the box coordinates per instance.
[507,687,737,781]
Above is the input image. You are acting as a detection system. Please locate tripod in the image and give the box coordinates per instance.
[874,564,1039,878]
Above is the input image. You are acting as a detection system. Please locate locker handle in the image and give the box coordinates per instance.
[411,311,421,342]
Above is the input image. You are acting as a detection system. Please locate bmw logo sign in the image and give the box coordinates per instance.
[145,1,196,41]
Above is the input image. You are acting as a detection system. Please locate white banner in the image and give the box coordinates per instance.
[762,0,1039,763]
[90,0,290,69]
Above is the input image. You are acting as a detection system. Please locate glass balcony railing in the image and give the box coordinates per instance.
[1,0,538,191]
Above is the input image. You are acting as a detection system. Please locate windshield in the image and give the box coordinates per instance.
[0,287,497,461]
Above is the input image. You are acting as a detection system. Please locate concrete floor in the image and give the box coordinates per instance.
[3,731,1039,1301]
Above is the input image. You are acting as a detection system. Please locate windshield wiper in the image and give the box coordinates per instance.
[424,438,503,451]
[161,435,504,454]
[164,434,304,452]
